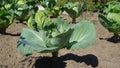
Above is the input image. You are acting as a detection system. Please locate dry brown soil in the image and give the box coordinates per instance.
[0,12,120,68]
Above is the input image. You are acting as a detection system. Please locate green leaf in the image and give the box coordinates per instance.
[10,0,36,21]
[107,13,120,24]
[27,16,37,30]
[49,29,73,48]
[98,13,112,28]
[43,6,63,17]
[51,18,70,37]
[53,18,70,33]
[64,2,85,18]
[104,1,120,13]
[17,28,57,55]
[17,28,73,56]
[0,10,14,29]
[98,13,120,34]
[67,20,96,50]
[35,11,51,30]
[40,0,56,8]
[0,10,8,16]
[17,42,35,56]
[19,28,47,47]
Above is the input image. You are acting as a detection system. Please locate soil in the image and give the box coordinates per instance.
[0,12,120,68]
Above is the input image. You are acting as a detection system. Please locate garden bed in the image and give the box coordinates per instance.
[0,12,120,68]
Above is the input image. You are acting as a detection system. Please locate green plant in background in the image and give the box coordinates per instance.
[0,10,14,34]
[64,1,85,23]
[107,0,118,2]
[13,0,29,21]
[98,1,120,43]
[17,11,96,60]
[56,0,68,7]
[104,1,120,13]
[6,0,38,22]
[39,0,64,18]
[0,0,18,6]
[82,0,106,12]
[67,0,82,2]
[83,0,95,11]
[0,0,14,34]
[27,11,51,31]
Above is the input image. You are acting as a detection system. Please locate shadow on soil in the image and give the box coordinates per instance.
[0,33,21,36]
[34,53,98,68]
[99,35,120,43]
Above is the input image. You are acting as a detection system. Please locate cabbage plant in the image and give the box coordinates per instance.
[104,1,120,14]
[98,1,120,43]
[39,0,64,18]
[0,7,14,34]
[7,0,38,22]
[17,11,96,59]
[64,1,85,23]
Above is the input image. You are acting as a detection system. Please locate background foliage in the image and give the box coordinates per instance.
[58,0,119,12]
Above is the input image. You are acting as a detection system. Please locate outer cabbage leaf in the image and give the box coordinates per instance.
[17,28,57,55]
[17,27,73,56]
[67,20,96,50]
[98,13,112,28]
[53,18,70,33]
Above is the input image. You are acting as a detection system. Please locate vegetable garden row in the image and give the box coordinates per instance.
[0,0,120,66]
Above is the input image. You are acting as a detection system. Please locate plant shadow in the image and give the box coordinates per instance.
[34,53,98,68]
[0,33,21,36]
[99,35,120,43]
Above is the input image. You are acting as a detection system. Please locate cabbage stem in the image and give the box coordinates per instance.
[72,18,76,24]
[52,51,58,58]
